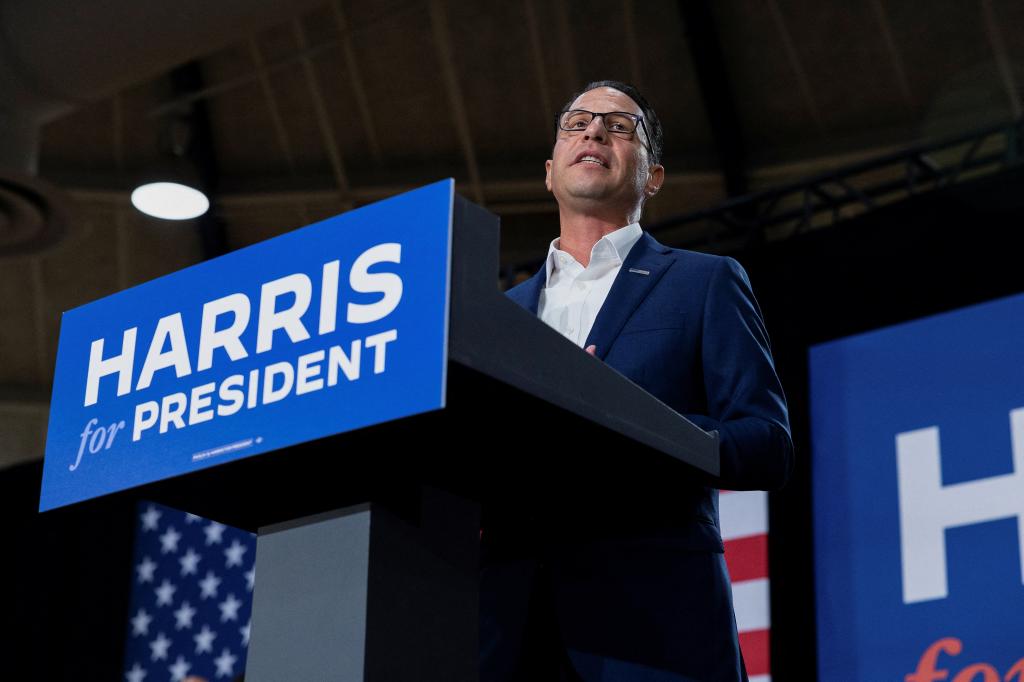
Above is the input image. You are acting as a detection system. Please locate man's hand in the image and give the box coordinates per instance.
[585,344,597,356]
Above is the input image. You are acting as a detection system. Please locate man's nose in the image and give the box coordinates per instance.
[583,115,607,141]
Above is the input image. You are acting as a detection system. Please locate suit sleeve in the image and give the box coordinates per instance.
[683,257,794,491]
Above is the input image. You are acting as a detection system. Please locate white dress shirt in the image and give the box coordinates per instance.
[537,222,643,347]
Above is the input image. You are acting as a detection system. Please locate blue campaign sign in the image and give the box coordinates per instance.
[41,180,454,511]
[811,294,1024,681]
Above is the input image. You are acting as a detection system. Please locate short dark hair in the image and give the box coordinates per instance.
[557,80,664,166]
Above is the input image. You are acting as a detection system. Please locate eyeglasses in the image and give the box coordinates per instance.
[557,109,652,154]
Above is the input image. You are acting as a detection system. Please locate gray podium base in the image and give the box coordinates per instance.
[245,488,480,681]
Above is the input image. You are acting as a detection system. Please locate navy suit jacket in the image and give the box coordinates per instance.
[495,231,793,680]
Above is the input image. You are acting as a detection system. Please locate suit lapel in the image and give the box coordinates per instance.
[585,232,674,359]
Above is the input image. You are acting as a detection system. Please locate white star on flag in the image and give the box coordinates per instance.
[124,502,256,681]
[149,632,171,661]
[159,526,182,554]
[219,593,243,622]
[168,655,191,681]
[224,540,247,568]
[140,506,162,531]
[154,579,177,607]
[194,624,217,654]
[199,571,221,600]
[204,521,226,545]
[136,556,157,583]
[130,608,153,637]
[179,548,201,576]
[173,601,196,630]
[213,648,238,678]
[125,662,147,682]
[244,567,255,591]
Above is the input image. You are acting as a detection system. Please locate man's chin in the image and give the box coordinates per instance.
[562,182,614,203]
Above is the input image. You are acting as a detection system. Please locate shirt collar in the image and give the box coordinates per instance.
[544,222,643,285]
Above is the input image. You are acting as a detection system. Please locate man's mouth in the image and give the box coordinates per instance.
[574,153,609,168]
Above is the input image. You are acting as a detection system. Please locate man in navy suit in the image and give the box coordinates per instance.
[481,81,793,681]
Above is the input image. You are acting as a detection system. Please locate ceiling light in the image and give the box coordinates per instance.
[130,181,209,220]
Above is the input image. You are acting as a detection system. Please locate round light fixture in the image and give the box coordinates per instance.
[130,182,209,220]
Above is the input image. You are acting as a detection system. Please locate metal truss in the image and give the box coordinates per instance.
[646,117,1024,252]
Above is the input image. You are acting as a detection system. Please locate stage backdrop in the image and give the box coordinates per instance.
[811,293,1024,682]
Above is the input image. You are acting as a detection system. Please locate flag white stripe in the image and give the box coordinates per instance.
[750,675,771,682]
[720,490,767,540]
[732,577,770,631]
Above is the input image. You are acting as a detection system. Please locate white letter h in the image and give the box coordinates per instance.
[896,408,1024,604]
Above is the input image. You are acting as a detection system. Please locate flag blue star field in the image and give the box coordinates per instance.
[122,501,255,682]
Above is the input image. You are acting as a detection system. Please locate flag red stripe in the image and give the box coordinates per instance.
[724,533,768,582]
[739,628,770,676]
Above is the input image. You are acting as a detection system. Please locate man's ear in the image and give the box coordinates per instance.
[545,159,553,192]
[645,163,665,197]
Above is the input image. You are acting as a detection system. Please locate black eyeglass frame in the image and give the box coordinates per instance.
[556,109,654,157]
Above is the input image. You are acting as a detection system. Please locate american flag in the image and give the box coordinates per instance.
[721,489,772,682]
[122,501,256,682]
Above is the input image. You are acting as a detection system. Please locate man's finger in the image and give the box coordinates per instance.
[585,344,597,355]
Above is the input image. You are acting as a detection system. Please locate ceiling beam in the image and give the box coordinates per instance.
[149,39,337,118]
[147,3,425,119]
[58,140,906,212]
[332,1,383,166]
[868,0,914,109]
[980,0,1022,119]
[292,19,352,207]
[68,170,723,213]
[249,37,299,173]
[170,62,230,259]
[678,0,748,197]
[765,0,825,135]
[553,0,580,89]
[111,95,131,290]
[622,0,643,89]
[248,36,310,224]
[427,0,485,205]
[112,95,126,171]
[115,209,130,291]
[523,0,555,128]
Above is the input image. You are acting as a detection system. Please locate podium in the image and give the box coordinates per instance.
[40,181,718,680]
